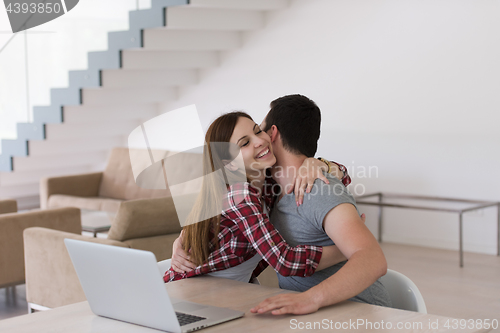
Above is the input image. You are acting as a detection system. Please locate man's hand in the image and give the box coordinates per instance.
[250,292,320,315]
[171,230,196,273]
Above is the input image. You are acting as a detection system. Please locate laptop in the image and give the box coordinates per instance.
[64,239,244,332]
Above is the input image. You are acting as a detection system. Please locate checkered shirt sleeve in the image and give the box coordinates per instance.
[332,161,351,186]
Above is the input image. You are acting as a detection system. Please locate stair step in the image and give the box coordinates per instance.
[122,49,218,69]
[0,165,93,187]
[1,140,28,157]
[88,50,121,71]
[68,69,101,89]
[128,8,165,34]
[0,155,13,172]
[46,119,141,140]
[63,104,158,124]
[50,87,81,106]
[29,136,124,157]
[33,105,63,125]
[13,151,108,172]
[81,86,177,105]
[189,0,287,10]
[108,30,142,53]
[165,6,264,30]
[101,69,198,88]
[16,123,45,141]
[143,29,240,50]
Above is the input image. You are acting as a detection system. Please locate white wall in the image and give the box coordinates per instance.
[161,0,500,254]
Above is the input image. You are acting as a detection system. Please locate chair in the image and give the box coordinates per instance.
[0,207,81,289]
[39,148,172,213]
[158,259,172,276]
[0,199,17,215]
[379,269,427,313]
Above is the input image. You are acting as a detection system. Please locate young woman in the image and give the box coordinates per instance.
[164,112,351,283]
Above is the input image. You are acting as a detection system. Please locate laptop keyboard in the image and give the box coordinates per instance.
[176,312,206,326]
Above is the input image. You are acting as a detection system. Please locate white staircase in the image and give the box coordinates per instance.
[0,0,288,209]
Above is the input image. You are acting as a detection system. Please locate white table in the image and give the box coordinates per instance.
[0,276,492,333]
[80,210,115,237]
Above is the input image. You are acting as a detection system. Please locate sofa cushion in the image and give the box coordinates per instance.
[48,195,122,214]
[124,233,180,262]
[107,196,183,242]
[98,147,170,201]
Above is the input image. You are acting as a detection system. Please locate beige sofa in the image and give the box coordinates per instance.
[24,196,182,310]
[40,147,171,213]
[0,207,81,289]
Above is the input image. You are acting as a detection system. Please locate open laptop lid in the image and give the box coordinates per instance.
[64,239,182,333]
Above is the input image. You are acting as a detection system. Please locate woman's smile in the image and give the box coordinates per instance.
[255,147,271,159]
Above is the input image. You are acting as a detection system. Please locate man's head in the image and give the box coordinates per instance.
[261,94,321,158]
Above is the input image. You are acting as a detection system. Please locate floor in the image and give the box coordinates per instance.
[0,285,27,320]
[380,242,500,331]
[1,243,499,331]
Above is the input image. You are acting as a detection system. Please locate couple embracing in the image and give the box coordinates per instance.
[164,94,391,315]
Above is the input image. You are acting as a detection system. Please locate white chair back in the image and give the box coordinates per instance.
[158,259,172,276]
[379,269,427,313]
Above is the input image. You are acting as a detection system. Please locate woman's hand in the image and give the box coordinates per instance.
[171,230,197,273]
[288,158,330,206]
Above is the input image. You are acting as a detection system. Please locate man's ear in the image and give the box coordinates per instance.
[222,159,239,172]
[269,125,279,142]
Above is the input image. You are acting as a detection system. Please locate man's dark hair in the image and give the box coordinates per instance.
[263,94,321,157]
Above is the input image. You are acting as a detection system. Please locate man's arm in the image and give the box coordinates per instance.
[251,204,386,315]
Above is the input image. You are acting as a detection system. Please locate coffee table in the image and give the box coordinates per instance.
[355,192,500,267]
[80,209,115,237]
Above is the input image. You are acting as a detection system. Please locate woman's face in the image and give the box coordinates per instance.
[229,116,276,176]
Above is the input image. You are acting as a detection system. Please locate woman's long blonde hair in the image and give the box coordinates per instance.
[182,111,252,266]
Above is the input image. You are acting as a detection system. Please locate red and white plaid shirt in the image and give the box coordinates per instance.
[164,161,351,283]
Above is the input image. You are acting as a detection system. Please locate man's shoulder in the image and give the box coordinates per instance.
[308,173,355,201]
[299,173,358,221]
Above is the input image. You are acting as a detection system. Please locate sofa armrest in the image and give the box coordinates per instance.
[40,172,103,209]
[24,227,129,309]
[0,199,17,214]
[0,207,81,288]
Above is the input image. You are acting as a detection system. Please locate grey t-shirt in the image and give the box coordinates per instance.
[270,173,391,307]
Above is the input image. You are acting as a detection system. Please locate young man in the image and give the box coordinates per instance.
[250,94,390,315]
[171,95,391,315]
